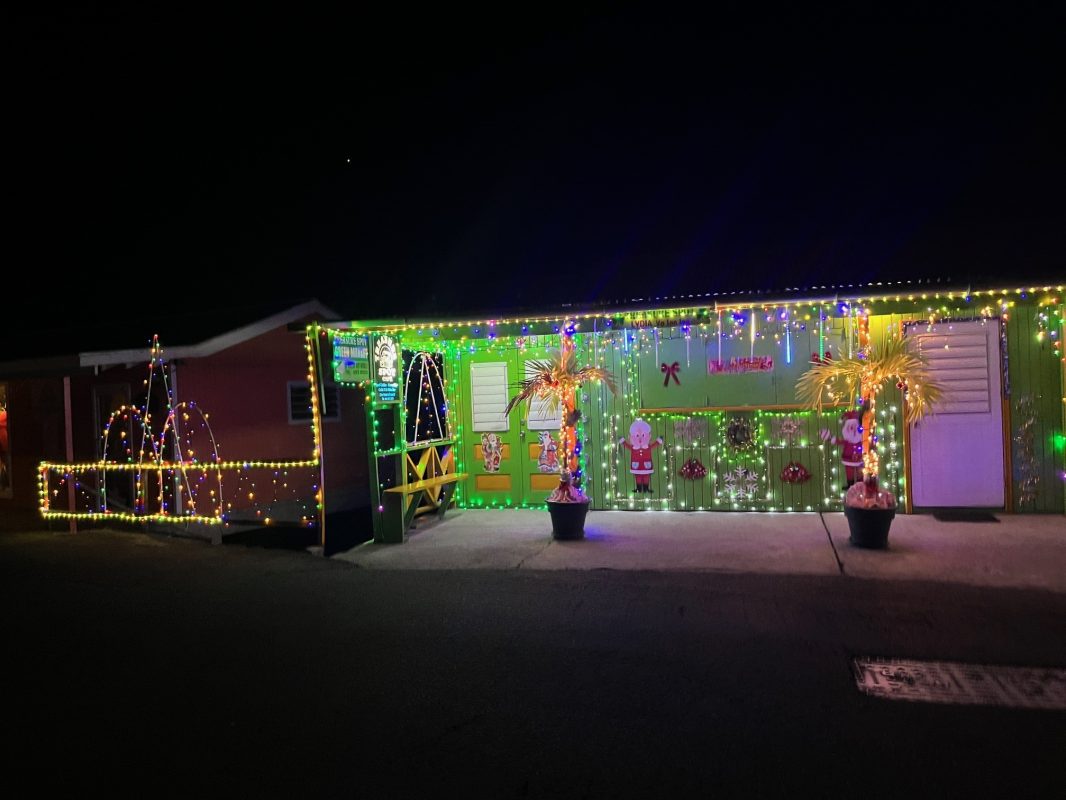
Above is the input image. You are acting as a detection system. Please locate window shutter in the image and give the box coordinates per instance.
[289,382,339,422]
[913,330,991,414]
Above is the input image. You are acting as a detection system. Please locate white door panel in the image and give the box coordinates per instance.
[908,320,1004,507]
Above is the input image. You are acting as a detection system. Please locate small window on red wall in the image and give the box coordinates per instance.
[288,380,340,424]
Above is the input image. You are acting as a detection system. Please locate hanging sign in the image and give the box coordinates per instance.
[631,316,678,329]
[373,335,400,402]
[332,333,370,384]
[708,356,774,374]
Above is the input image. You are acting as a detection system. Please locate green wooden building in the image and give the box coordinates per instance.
[308,281,1064,544]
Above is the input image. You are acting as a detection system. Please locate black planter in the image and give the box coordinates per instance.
[844,505,895,549]
[547,501,589,540]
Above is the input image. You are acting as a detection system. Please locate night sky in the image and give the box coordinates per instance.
[9,7,1064,351]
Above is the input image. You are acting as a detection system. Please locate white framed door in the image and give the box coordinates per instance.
[907,319,1005,507]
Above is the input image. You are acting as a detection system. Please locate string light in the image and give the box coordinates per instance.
[40,335,320,527]
[315,284,1061,521]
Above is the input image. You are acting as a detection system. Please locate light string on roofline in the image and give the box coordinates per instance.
[334,285,1063,337]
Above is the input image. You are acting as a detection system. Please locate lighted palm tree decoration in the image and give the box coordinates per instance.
[505,331,617,502]
[797,333,943,495]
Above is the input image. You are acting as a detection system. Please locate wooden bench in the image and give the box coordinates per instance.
[384,472,468,533]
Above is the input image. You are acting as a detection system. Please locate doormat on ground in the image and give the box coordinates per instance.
[852,657,1066,710]
[932,510,999,522]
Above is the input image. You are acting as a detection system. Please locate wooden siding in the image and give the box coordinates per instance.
[1006,305,1065,513]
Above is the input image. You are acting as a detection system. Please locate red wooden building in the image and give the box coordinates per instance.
[0,300,367,540]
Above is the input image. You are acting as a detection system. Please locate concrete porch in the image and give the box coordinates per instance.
[334,509,1066,592]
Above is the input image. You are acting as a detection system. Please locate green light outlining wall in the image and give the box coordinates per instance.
[316,283,1063,542]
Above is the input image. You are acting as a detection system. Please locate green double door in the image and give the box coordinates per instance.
[460,344,563,508]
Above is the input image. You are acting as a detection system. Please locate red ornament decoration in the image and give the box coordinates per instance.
[679,457,707,480]
[780,461,812,484]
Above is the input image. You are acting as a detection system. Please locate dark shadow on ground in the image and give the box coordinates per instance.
[222,507,373,556]
[323,508,375,555]
[931,509,1000,523]
[0,510,56,533]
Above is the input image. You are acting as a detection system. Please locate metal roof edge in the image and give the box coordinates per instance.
[317,278,1063,331]
[78,300,340,367]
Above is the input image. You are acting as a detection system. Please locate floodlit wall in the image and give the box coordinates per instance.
[376,288,1063,514]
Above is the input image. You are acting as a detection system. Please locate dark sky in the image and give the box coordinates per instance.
[8,6,1064,346]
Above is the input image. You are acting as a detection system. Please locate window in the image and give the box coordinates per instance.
[288,380,340,423]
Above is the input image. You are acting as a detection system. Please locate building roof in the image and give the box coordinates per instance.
[1,299,338,377]
[326,277,1063,330]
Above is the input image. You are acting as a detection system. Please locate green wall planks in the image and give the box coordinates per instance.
[1007,305,1065,513]
[354,288,1064,516]
[636,317,850,409]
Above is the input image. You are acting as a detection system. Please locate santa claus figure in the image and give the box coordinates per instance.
[619,418,663,493]
[820,409,864,487]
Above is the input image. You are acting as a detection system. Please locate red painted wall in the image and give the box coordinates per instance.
[2,324,368,527]
[1,363,177,523]
[176,325,368,512]
[0,377,66,521]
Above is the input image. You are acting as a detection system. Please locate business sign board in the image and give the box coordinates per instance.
[332,333,371,384]
[373,335,400,402]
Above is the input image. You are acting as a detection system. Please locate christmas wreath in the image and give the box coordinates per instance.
[726,417,756,450]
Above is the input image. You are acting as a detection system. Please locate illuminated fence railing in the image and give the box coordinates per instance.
[38,334,326,529]
[39,460,321,526]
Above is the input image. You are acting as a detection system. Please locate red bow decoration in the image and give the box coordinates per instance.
[661,361,681,386]
[810,351,834,365]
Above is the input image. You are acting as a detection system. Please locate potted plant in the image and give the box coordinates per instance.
[504,326,617,539]
[796,335,942,548]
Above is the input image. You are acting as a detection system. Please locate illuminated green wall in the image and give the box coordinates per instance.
[1006,303,1065,513]
[350,286,1063,516]
[577,318,900,511]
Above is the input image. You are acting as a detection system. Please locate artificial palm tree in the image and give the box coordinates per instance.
[505,332,617,502]
[797,333,943,489]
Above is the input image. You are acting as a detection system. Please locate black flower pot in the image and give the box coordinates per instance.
[844,505,895,549]
[547,501,589,540]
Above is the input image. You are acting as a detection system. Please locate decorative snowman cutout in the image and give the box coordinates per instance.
[537,431,558,472]
[820,409,863,487]
[480,433,503,473]
[619,418,663,493]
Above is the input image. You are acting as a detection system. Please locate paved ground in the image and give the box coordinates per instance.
[337,509,1066,592]
[2,525,1065,797]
